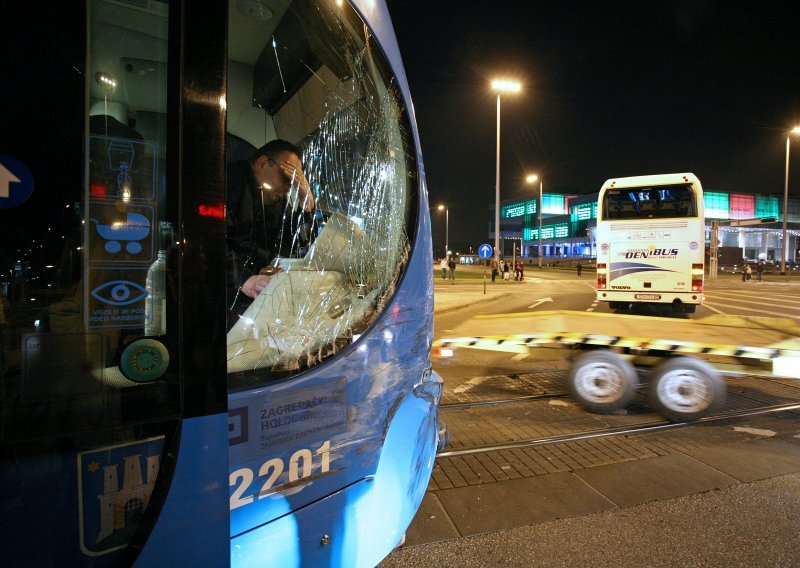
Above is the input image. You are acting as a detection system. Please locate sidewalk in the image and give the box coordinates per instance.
[433,278,520,314]
[382,470,800,567]
[433,263,561,313]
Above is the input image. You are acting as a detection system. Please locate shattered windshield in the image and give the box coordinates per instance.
[225,0,416,381]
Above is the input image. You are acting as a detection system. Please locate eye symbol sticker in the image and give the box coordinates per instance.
[91,280,148,306]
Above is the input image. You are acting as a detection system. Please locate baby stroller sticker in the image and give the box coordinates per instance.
[91,212,150,255]
[88,203,154,263]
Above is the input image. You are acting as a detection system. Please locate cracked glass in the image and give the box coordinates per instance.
[226,0,417,381]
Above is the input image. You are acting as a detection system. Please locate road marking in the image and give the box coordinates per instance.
[511,353,529,361]
[528,297,553,309]
[705,291,800,305]
[700,302,726,314]
[733,426,776,437]
[703,301,800,319]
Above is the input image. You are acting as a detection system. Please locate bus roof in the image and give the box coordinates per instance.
[600,173,702,192]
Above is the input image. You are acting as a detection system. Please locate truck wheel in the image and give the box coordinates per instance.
[568,350,638,413]
[648,357,725,422]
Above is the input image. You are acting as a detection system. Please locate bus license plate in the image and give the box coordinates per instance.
[635,294,661,300]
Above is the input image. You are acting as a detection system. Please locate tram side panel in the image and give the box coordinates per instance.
[223,0,440,565]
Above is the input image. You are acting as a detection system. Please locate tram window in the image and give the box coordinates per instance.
[603,184,696,220]
[0,0,176,443]
[226,0,417,381]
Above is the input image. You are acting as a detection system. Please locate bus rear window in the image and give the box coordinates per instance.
[602,183,697,220]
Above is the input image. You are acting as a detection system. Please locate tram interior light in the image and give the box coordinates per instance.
[95,71,117,89]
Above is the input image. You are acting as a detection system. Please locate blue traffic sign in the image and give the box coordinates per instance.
[0,155,34,209]
[478,243,493,258]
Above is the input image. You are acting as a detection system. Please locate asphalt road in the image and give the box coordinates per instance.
[435,269,800,343]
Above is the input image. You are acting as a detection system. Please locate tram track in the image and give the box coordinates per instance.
[440,391,568,410]
[436,400,800,459]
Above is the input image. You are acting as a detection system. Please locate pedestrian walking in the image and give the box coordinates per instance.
[756,260,764,282]
[577,263,582,277]
[491,258,498,282]
[745,264,752,281]
[502,261,510,281]
[440,257,447,280]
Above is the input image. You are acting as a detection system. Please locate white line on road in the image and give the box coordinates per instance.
[528,297,554,309]
[702,301,800,319]
[700,302,726,314]
[705,291,800,305]
[511,353,529,361]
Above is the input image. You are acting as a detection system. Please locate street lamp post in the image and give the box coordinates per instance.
[527,174,543,268]
[781,126,800,275]
[437,204,449,258]
[492,79,521,265]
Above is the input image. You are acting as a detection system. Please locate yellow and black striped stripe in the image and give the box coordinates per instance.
[434,333,800,361]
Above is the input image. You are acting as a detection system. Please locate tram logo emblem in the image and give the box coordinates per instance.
[77,437,164,556]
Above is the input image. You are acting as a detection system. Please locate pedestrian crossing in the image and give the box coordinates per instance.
[704,283,800,320]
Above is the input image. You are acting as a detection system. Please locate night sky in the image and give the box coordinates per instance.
[387,0,800,253]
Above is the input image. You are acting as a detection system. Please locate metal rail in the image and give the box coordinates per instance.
[440,392,568,410]
[436,401,800,459]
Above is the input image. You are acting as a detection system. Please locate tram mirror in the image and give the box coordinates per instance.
[251,0,351,115]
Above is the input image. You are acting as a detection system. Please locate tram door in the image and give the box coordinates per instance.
[1,3,229,565]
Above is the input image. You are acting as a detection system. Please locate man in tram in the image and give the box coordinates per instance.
[226,139,315,326]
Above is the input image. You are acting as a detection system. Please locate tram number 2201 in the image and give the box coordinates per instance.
[229,440,331,510]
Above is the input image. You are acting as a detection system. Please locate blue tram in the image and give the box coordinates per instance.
[0,1,441,565]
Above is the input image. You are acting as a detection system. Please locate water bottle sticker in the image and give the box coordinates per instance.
[87,135,157,202]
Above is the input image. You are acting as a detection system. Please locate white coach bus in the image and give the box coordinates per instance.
[596,173,705,314]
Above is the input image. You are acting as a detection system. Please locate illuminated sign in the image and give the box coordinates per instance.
[729,194,755,219]
[755,195,779,218]
[704,192,729,219]
[571,203,596,221]
[542,194,565,214]
[502,199,536,219]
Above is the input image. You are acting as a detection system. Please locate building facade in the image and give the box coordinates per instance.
[490,190,800,265]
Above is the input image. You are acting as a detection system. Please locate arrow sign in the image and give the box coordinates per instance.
[0,164,21,198]
[0,155,34,208]
[528,297,553,310]
[477,243,493,258]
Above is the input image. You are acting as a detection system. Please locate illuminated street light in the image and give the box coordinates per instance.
[437,204,449,257]
[527,174,543,268]
[781,126,800,275]
[492,79,521,263]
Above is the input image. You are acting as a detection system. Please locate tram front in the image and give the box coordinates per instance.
[0,1,440,566]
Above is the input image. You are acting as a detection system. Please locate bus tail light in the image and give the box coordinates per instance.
[691,263,704,291]
[597,263,607,289]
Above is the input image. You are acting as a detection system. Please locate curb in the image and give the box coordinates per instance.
[433,292,512,315]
